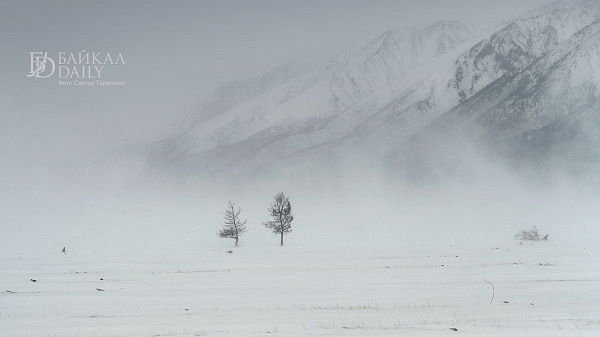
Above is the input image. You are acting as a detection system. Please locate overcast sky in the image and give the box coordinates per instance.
[0,0,555,166]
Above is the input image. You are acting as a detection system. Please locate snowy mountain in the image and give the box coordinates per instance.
[390,18,600,181]
[150,0,600,181]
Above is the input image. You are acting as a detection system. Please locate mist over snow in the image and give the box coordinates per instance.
[1,140,599,259]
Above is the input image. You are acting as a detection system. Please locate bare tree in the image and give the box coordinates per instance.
[263,192,294,246]
[218,201,247,247]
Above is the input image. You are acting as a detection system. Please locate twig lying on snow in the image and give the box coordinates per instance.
[483,279,495,304]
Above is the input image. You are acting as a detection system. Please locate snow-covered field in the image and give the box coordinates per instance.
[2,243,598,337]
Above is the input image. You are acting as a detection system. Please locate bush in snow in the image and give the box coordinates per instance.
[514,226,548,241]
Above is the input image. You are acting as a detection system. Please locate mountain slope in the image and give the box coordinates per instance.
[150,0,600,181]
[390,19,600,180]
[151,20,480,175]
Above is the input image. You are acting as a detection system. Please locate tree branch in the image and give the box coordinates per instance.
[483,279,495,304]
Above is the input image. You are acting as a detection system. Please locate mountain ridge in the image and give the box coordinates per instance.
[149,0,600,182]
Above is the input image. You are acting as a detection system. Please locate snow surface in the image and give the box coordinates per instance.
[1,243,598,337]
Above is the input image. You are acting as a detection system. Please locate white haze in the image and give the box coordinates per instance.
[2,138,599,260]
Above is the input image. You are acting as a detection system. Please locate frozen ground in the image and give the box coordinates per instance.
[1,242,599,337]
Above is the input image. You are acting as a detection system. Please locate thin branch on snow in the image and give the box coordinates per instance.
[483,279,495,304]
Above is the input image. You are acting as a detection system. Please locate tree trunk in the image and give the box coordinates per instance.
[280,231,284,246]
[235,237,239,247]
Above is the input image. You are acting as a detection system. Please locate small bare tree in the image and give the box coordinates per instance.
[218,201,247,247]
[263,192,293,246]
